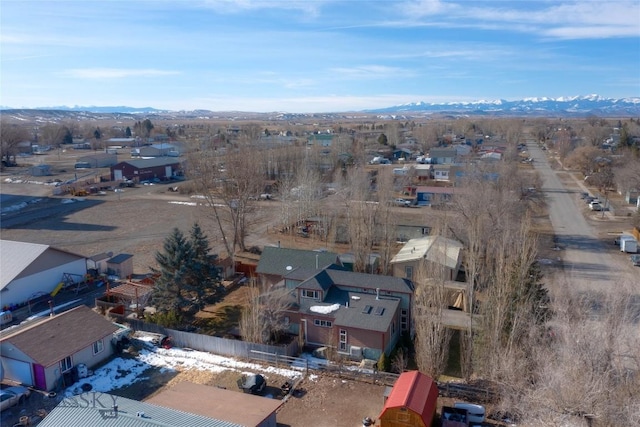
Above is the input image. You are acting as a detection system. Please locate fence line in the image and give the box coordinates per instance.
[117,317,298,358]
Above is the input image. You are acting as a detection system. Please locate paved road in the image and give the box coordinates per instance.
[527,140,639,294]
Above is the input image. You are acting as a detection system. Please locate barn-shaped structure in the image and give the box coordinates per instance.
[378,370,439,427]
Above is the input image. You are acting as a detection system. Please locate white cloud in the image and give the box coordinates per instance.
[330,65,413,79]
[201,0,328,15]
[61,68,180,79]
[399,0,640,39]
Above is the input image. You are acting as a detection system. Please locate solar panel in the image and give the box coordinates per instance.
[374,306,385,316]
[362,305,372,314]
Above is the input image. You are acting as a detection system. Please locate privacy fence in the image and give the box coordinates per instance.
[115,317,299,358]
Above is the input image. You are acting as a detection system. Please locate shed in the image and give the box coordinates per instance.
[146,381,281,427]
[29,164,51,176]
[378,371,439,427]
[106,254,134,279]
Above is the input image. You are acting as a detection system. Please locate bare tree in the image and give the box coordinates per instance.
[515,286,640,426]
[1,120,29,165]
[412,256,454,379]
[239,279,293,344]
[187,144,265,257]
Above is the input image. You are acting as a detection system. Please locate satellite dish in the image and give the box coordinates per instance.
[285,266,293,271]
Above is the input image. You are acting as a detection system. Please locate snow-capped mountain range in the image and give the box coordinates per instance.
[1,95,639,117]
[367,95,640,116]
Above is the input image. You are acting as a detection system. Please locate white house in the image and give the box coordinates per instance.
[390,236,464,281]
[0,240,87,310]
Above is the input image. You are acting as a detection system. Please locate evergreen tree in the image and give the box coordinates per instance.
[125,126,132,137]
[152,224,222,321]
[189,222,222,305]
[152,228,194,316]
[377,133,388,145]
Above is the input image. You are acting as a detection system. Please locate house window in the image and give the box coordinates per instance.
[401,309,408,331]
[314,319,332,328]
[392,321,396,335]
[301,289,319,299]
[60,356,73,373]
[404,266,413,280]
[339,329,347,351]
[93,339,104,355]
[284,316,290,326]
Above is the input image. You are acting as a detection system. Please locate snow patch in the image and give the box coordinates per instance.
[309,304,341,314]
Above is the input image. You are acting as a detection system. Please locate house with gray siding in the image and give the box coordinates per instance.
[0,305,119,391]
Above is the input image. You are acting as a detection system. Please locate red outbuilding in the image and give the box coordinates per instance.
[378,370,439,427]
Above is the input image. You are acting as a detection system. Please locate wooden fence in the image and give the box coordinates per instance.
[249,350,400,387]
[117,317,299,358]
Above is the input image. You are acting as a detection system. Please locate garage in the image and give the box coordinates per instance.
[2,357,33,386]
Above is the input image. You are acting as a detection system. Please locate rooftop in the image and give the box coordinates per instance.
[146,382,281,426]
[0,305,119,367]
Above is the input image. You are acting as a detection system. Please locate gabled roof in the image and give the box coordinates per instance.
[1,240,85,289]
[38,391,242,427]
[0,305,119,367]
[115,157,180,168]
[391,236,463,270]
[297,265,414,294]
[255,247,340,277]
[379,371,439,425]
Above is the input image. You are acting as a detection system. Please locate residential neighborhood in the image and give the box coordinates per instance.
[1,111,639,427]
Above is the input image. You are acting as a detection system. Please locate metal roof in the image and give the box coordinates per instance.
[38,392,243,427]
[117,158,180,168]
[0,239,85,290]
[0,240,49,289]
[379,371,439,425]
[390,236,463,270]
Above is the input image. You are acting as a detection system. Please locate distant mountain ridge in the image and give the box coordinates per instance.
[1,95,639,117]
[367,95,640,117]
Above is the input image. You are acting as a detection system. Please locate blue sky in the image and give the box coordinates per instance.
[1,0,639,112]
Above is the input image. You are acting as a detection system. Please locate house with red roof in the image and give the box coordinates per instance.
[378,370,439,427]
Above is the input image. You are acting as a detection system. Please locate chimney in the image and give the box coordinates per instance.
[376,288,380,300]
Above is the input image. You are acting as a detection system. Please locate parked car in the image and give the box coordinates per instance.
[589,202,602,211]
[631,254,640,266]
[580,192,589,199]
[0,386,31,411]
[394,198,411,207]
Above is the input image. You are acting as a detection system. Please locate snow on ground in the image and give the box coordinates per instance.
[0,197,43,214]
[64,340,304,397]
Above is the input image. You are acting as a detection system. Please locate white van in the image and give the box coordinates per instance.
[454,402,486,424]
[620,236,638,253]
